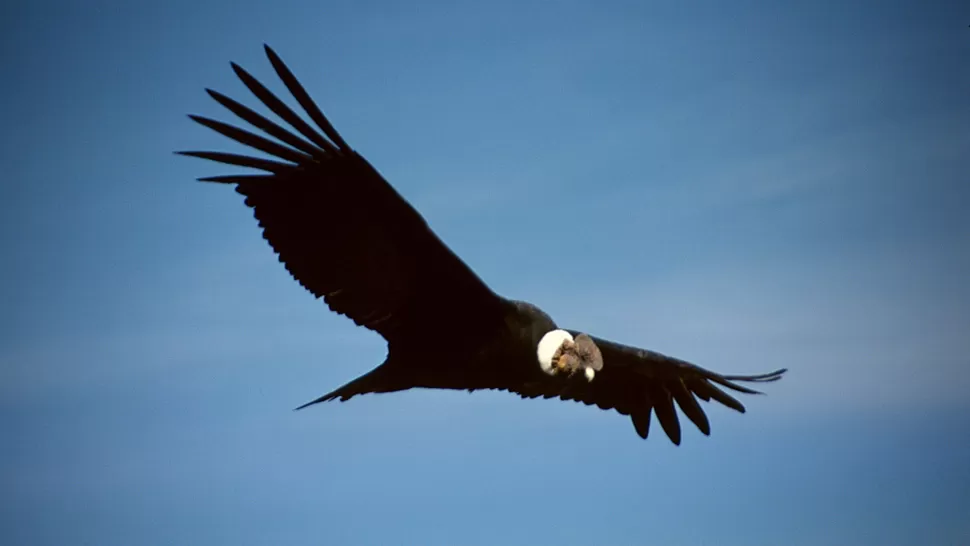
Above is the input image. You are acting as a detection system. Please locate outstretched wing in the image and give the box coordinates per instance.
[178,45,507,346]
[514,334,786,445]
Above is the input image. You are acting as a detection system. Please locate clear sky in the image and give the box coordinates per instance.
[2,0,969,544]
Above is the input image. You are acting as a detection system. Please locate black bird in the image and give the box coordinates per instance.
[179,45,787,445]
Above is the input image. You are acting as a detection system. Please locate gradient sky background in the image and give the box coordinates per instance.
[3,0,969,544]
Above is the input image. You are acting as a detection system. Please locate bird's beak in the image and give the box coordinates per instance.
[551,334,603,381]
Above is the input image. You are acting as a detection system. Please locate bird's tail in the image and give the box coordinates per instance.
[293,360,410,410]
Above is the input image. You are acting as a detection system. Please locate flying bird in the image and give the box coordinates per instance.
[179,45,787,445]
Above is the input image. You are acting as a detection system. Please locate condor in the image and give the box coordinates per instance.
[179,45,786,445]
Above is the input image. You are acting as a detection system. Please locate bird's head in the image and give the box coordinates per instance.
[536,330,604,381]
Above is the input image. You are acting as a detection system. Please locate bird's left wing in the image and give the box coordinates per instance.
[178,45,508,349]
[513,334,786,445]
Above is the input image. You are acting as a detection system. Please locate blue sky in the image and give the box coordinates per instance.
[2,0,969,544]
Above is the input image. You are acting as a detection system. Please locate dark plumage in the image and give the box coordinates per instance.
[179,45,787,445]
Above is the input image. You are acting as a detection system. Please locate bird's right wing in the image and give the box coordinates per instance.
[515,335,786,445]
[178,45,508,347]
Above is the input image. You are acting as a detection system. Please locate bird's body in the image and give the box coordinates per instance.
[319,300,556,403]
[181,45,787,445]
